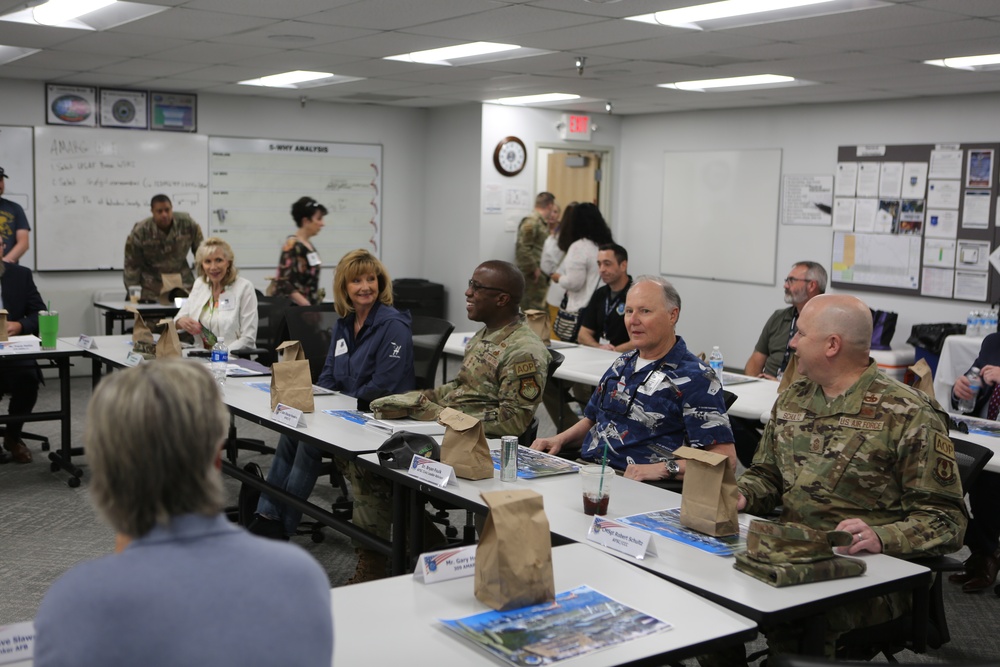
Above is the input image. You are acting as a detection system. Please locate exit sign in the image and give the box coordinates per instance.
[559,114,591,141]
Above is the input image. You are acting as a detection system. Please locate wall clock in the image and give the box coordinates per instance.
[493,136,526,176]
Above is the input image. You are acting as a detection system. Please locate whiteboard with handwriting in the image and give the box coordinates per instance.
[208,137,382,268]
[34,126,208,271]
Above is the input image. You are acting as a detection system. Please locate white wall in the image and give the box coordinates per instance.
[0,78,428,338]
[619,92,1000,366]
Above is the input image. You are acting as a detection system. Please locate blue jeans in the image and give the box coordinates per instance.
[256,434,324,537]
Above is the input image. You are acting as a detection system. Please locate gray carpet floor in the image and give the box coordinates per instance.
[2,375,999,664]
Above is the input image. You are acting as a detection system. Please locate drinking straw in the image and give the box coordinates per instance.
[598,434,610,500]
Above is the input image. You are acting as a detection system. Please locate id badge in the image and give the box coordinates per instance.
[639,371,664,395]
[307,252,321,267]
[599,336,610,346]
[218,295,236,311]
[335,338,348,356]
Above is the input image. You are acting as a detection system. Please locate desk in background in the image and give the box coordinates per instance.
[93,300,179,335]
[3,339,86,486]
[334,543,757,666]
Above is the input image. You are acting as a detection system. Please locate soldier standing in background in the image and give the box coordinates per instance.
[515,192,557,312]
[123,194,204,302]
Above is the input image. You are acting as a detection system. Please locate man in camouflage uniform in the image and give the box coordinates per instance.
[705,294,967,664]
[123,194,204,301]
[515,192,557,312]
[351,261,550,583]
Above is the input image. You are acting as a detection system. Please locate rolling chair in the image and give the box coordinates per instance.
[410,315,455,390]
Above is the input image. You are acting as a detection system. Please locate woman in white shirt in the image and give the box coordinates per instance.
[176,237,258,351]
[550,203,614,342]
[542,202,574,333]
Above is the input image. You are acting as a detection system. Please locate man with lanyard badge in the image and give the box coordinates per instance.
[577,243,635,353]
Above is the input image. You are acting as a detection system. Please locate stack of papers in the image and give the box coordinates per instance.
[323,410,446,436]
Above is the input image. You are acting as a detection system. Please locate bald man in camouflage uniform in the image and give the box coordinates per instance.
[123,194,204,302]
[515,192,557,312]
[350,261,550,583]
[703,294,967,664]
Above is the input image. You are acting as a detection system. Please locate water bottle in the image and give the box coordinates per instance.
[989,308,999,335]
[210,336,228,386]
[709,346,724,386]
[967,311,979,337]
[958,366,981,414]
[976,311,988,337]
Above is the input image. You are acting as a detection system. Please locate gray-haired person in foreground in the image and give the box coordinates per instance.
[34,360,334,667]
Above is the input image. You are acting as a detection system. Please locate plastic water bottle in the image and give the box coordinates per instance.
[967,311,979,337]
[709,346,724,386]
[977,311,988,337]
[210,336,228,386]
[989,308,999,335]
[958,366,981,414]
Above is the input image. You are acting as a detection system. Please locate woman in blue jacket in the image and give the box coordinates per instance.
[251,249,414,540]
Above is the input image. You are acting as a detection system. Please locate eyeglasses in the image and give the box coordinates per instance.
[783,277,810,284]
[467,279,508,295]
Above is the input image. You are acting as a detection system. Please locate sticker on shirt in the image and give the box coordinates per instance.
[837,416,884,430]
[218,295,236,311]
[335,338,348,357]
[306,252,321,267]
[616,303,625,315]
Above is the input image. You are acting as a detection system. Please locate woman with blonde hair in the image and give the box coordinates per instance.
[251,248,414,540]
[175,236,258,350]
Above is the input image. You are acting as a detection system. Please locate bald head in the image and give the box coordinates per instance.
[808,295,871,351]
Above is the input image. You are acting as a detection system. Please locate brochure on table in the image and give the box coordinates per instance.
[440,585,671,666]
[323,409,446,436]
[489,446,580,479]
[617,507,748,556]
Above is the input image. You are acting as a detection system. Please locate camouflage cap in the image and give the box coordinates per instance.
[370,390,442,421]
[734,551,867,587]
[744,519,853,564]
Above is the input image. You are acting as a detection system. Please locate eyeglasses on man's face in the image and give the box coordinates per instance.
[783,276,810,285]
[467,279,508,295]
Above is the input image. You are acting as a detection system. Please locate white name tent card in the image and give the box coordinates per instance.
[407,455,458,488]
[77,334,95,349]
[272,403,306,428]
[413,545,477,584]
[123,350,145,366]
[0,335,40,354]
[0,621,35,665]
[587,516,657,560]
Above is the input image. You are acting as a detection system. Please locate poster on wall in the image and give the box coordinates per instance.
[966,149,994,188]
[781,174,833,225]
[99,88,148,129]
[46,84,97,127]
[150,91,196,132]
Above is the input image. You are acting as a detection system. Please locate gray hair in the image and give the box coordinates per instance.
[795,261,828,293]
[85,360,228,538]
[634,275,681,312]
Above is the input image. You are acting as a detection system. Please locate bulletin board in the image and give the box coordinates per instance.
[660,149,782,286]
[831,143,1000,303]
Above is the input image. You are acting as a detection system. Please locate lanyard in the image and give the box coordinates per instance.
[778,312,798,375]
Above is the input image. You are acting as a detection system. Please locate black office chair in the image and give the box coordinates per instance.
[835,437,993,661]
[410,315,455,390]
[281,304,339,383]
[774,657,1000,667]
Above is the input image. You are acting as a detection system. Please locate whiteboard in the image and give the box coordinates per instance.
[34,127,209,271]
[660,149,781,285]
[0,126,35,270]
[208,137,382,269]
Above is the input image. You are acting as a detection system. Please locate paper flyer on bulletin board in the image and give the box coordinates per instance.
[832,232,921,290]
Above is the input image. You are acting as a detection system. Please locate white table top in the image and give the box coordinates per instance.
[333,543,756,666]
[70,335,390,456]
[93,300,180,312]
[446,331,778,422]
[359,446,929,626]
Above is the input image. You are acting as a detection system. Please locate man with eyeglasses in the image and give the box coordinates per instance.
[355,262,550,583]
[532,276,736,482]
[744,261,827,380]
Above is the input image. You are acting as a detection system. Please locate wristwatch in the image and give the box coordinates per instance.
[664,460,680,480]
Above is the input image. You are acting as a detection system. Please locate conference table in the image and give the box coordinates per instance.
[334,543,758,666]
[92,300,180,335]
[356,442,931,657]
[70,335,403,564]
[0,338,86,486]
